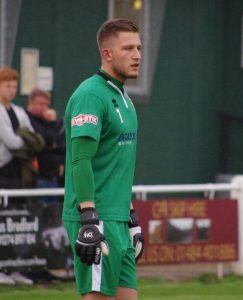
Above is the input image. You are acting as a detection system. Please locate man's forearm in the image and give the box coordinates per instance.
[72,136,98,204]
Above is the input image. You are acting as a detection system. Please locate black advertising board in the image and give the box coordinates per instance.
[0,201,72,272]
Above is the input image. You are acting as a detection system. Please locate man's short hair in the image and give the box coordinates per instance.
[97,18,139,50]
[0,67,19,83]
[28,88,51,104]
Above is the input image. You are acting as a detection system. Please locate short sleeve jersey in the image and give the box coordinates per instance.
[62,72,138,222]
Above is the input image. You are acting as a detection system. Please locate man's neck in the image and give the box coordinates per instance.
[100,64,125,84]
[0,98,11,109]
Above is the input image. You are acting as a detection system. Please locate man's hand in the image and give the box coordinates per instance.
[75,207,109,265]
[129,209,144,262]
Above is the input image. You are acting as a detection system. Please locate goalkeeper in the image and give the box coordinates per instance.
[62,18,144,299]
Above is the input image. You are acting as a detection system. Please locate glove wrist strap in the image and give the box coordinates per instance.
[129,209,139,228]
[78,206,99,225]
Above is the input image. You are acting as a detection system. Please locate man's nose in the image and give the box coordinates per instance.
[133,48,141,59]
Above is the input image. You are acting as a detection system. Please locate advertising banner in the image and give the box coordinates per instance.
[0,201,71,272]
[133,198,238,264]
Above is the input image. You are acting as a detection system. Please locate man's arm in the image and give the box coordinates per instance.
[72,136,98,204]
[0,118,24,150]
[71,136,109,265]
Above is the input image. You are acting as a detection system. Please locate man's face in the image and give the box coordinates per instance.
[28,96,50,118]
[106,31,142,82]
[0,80,18,103]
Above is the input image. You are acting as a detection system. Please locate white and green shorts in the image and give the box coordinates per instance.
[64,220,137,296]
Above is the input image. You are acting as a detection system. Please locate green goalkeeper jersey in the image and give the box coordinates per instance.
[62,70,138,222]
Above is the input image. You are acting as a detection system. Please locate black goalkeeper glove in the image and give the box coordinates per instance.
[75,207,109,265]
[129,209,144,262]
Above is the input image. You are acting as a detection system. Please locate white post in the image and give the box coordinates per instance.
[230,175,243,275]
[0,0,6,67]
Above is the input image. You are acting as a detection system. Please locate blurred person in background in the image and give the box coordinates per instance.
[26,88,65,202]
[0,67,37,285]
[0,67,36,189]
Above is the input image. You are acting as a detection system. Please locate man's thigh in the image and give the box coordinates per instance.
[81,287,137,300]
[115,287,137,300]
[82,291,114,300]
[82,287,137,300]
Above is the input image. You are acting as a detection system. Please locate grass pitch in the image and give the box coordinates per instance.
[0,275,243,300]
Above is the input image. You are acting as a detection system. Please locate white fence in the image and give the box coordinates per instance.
[1,175,243,275]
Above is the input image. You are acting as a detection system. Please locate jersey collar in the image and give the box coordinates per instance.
[97,69,128,109]
[97,69,124,93]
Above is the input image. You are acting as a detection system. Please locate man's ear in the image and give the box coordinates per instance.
[102,48,113,62]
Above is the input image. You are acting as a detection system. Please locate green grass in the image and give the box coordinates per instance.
[0,275,243,300]
[138,275,243,300]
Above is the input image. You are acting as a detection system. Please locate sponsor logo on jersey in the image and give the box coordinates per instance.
[118,132,136,146]
[71,114,98,126]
